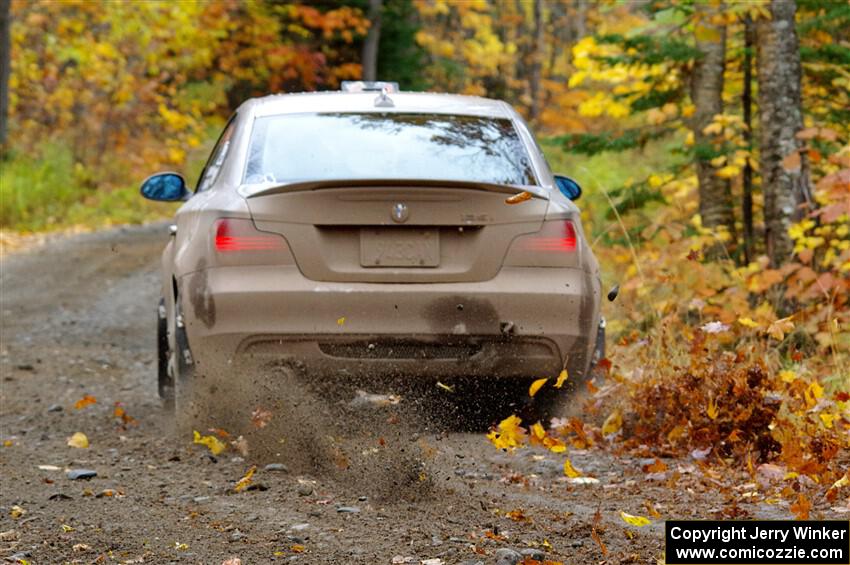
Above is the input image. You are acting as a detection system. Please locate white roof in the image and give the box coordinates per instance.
[245,91,514,119]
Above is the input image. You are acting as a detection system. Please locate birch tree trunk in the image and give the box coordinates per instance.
[756,0,812,267]
[528,0,544,123]
[691,1,735,259]
[361,0,382,82]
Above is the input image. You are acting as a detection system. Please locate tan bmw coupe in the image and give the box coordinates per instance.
[143,83,603,423]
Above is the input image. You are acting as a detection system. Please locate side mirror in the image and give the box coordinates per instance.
[554,175,582,200]
[140,172,190,202]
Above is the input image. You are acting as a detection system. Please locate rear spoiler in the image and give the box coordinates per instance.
[242,178,549,200]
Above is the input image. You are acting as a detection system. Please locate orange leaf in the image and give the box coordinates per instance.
[74,395,97,410]
[782,151,801,172]
[790,493,810,520]
[505,191,533,205]
[642,458,668,474]
[591,508,607,555]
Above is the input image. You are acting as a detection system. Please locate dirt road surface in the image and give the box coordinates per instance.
[0,225,799,564]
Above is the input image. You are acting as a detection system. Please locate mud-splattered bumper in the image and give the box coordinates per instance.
[180,265,601,379]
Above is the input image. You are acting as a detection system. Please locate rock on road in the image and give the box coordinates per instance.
[1,224,716,564]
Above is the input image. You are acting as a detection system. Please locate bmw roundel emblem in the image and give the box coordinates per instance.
[391,202,409,223]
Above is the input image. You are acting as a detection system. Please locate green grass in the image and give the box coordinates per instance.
[0,140,212,233]
[541,136,685,240]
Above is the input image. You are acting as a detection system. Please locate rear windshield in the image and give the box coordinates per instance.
[243,113,537,186]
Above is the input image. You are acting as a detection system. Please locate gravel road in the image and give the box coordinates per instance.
[0,224,772,564]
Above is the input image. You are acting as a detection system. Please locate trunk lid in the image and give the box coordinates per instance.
[245,180,548,283]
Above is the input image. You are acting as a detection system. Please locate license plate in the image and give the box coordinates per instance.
[360,228,440,267]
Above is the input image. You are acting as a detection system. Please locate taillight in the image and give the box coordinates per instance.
[516,220,577,252]
[214,218,286,253]
[503,220,580,267]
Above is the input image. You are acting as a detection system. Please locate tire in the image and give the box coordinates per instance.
[172,299,196,427]
[157,297,174,405]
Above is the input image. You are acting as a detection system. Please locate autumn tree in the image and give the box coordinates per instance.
[0,0,10,151]
[756,0,812,267]
[691,1,735,257]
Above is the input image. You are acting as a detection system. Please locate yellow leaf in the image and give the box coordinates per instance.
[290,544,306,553]
[529,378,548,397]
[74,394,97,410]
[819,413,834,429]
[193,430,226,456]
[554,369,569,389]
[619,511,651,527]
[61,524,74,532]
[10,505,25,519]
[336,317,345,326]
[602,409,622,436]
[738,317,759,328]
[766,316,794,340]
[436,381,455,393]
[830,472,850,491]
[707,397,719,420]
[804,381,824,410]
[715,165,740,179]
[505,191,533,205]
[563,458,583,478]
[233,465,256,492]
[779,370,797,383]
[486,414,526,451]
[67,432,89,449]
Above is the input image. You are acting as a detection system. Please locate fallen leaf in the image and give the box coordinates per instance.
[601,409,622,436]
[193,430,226,455]
[563,458,583,478]
[9,505,25,519]
[766,316,794,341]
[486,414,527,451]
[530,422,566,452]
[336,317,345,325]
[174,542,189,551]
[67,432,89,449]
[790,493,811,520]
[290,544,306,553]
[506,508,531,522]
[642,458,668,474]
[644,500,661,519]
[505,191,533,204]
[221,558,242,565]
[435,381,454,393]
[779,370,797,383]
[72,543,90,552]
[529,378,548,397]
[707,397,719,420]
[74,394,97,410]
[591,508,607,555]
[804,381,824,409]
[251,407,273,429]
[60,524,74,532]
[620,511,651,527]
[233,465,257,493]
[113,403,137,426]
[554,369,569,388]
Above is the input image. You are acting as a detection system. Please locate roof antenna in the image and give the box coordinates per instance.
[374,86,394,108]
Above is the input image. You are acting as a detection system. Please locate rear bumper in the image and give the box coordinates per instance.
[179,265,601,379]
